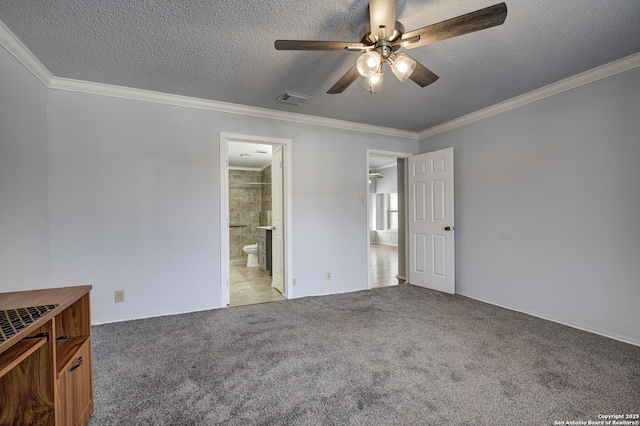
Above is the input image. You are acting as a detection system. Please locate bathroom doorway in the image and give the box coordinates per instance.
[367,150,412,288]
[220,133,292,307]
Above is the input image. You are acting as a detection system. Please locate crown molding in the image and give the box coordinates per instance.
[4,13,637,143]
[0,17,415,140]
[48,77,418,140]
[418,52,640,140]
[0,20,53,86]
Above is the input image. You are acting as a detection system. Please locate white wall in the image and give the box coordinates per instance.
[288,127,415,297]
[0,45,49,292]
[47,89,417,323]
[419,66,640,344]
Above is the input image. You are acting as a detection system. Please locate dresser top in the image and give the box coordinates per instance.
[0,285,91,355]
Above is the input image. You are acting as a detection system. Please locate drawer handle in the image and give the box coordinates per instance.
[70,356,84,372]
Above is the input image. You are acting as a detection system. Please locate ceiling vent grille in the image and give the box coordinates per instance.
[277,92,311,106]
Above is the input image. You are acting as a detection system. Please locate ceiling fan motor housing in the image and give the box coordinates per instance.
[359,21,405,44]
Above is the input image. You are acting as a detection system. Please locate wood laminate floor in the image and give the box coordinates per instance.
[369,243,399,288]
[229,264,285,307]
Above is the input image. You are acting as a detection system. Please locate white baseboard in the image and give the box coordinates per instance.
[92,305,217,326]
[294,287,369,299]
[370,242,398,247]
[459,292,639,347]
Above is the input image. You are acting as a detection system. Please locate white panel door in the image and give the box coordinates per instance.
[408,148,455,294]
[271,146,285,294]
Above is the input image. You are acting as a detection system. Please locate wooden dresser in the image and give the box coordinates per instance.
[0,286,94,426]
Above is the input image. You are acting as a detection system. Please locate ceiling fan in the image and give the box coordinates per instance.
[275,0,507,94]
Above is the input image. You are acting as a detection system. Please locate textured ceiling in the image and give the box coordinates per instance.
[1,0,639,132]
[228,142,273,169]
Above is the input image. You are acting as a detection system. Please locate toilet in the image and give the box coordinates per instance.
[243,243,259,267]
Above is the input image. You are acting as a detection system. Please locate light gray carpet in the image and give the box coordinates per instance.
[89,285,640,425]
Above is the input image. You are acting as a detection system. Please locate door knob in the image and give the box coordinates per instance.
[444,226,454,231]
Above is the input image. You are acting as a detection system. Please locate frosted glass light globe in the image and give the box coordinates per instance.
[356,51,382,78]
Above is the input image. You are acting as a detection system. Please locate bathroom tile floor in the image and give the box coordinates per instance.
[229,264,285,307]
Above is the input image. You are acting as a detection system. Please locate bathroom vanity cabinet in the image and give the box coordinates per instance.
[257,227,272,276]
[0,285,94,426]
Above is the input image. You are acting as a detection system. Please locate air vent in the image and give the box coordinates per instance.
[277,92,311,106]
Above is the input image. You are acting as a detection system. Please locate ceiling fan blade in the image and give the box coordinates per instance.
[369,0,398,40]
[402,2,507,50]
[398,53,439,87]
[327,66,361,94]
[275,40,367,51]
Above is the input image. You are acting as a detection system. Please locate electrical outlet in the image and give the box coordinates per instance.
[326,272,332,280]
[359,195,365,205]
[114,290,125,303]
[292,278,297,286]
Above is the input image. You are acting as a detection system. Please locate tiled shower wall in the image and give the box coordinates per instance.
[229,166,271,261]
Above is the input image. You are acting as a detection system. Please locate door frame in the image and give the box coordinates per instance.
[220,132,293,307]
[366,149,413,289]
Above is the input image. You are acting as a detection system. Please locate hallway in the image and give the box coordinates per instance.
[369,243,399,288]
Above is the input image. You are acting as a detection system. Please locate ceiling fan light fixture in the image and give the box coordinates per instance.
[363,71,384,93]
[356,51,382,78]
[275,2,508,94]
[390,54,417,82]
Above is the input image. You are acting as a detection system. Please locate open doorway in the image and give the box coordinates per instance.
[220,133,292,307]
[367,150,412,288]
